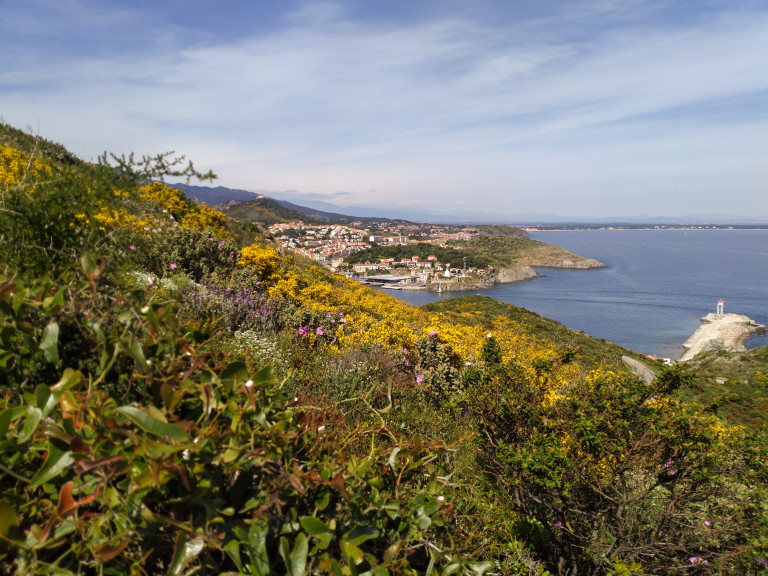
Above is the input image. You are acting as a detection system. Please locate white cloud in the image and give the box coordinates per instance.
[2,0,768,218]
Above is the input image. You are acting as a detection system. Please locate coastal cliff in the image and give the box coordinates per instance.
[518,254,605,269]
[496,265,541,283]
[679,313,766,361]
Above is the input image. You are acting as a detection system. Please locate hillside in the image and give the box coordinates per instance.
[221,194,326,226]
[422,295,655,371]
[457,236,605,270]
[679,345,768,428]
[2,122,767,576]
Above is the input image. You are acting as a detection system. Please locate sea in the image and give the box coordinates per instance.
[383,229,768,360]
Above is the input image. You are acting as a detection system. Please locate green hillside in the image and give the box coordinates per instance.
[456,236,603,269]
[679,346,768,428]
[2,122,767,576]
[222,195,324,226]
[422,295,657,371]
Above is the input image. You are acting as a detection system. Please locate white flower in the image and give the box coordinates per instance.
[244,379,254,388]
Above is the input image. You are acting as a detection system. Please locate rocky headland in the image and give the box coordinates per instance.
[425,245,605,292]
[679,313,766,362]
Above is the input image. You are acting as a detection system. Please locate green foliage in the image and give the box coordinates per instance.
[125,227,240,280]
[478,367,768,575]
[345,243,490,268]
[414,333,464,408]
[0,266,460,575]
[680,345,768,428]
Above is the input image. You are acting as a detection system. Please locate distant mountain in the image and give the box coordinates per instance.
[172,184,407,225]
[173,184,261,205]
[172,184,768,226]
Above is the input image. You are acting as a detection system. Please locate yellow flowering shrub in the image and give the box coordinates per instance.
[239,243,281,280]
[138,182,188,215]
[93,206,136,231]
[180,204,227,236]
[0,144,51,190]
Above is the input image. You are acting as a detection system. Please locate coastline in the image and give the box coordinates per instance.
[679,313,767,362]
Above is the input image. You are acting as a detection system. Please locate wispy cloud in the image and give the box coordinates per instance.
[2,0,767,218]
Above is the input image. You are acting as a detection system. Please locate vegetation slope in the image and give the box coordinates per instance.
[1,123,767,576]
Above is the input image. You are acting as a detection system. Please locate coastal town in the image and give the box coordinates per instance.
[267,220,496,289]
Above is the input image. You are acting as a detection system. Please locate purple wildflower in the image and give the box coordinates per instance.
[218,241,225,247]
[689,557,707,565]
[416,375,423,384]
[129,244,136,251]
[403,357,409,366]
[298,326,309,336]
[315,326,324,336]
[429,330,438,337]
[169,263,177,270]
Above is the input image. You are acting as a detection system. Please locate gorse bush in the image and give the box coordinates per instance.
[1,122,767,575]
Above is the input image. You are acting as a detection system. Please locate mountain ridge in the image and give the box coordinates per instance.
[172,183,768,225]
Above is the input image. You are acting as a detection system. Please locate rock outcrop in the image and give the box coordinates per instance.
[679,313,766,362]
[518,255,606,269]
[496,265,541,283]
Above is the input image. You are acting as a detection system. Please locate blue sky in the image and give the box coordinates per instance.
[2,0,767,220]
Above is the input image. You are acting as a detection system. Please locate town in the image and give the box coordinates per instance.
[267,220,494,289]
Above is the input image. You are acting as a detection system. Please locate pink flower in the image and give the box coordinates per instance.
[298,326,309,336]
[429,330,438,337]
[416,375,423,384]
[169,263,177,270]
[129,244,136,251]
[315,326,324,336]
[218,241,225,247]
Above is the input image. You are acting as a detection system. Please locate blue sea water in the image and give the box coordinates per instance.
[384,229,768,360]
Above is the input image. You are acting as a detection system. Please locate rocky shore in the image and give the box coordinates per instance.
[679,313,766,362]
[424,252,604,292]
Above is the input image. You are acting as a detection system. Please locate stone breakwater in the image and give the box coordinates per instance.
[679,313,766,362]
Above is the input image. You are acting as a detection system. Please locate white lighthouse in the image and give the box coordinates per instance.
[716,298,724,316]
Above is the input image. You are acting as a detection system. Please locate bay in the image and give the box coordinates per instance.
[384,229,768,360]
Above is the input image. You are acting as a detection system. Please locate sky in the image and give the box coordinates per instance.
[2,0,768,221]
